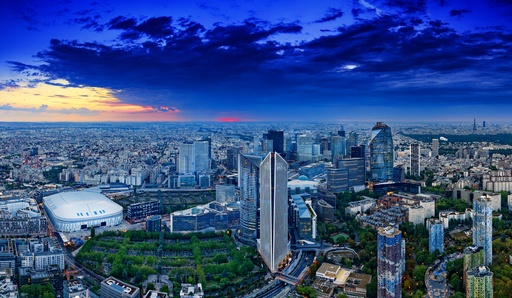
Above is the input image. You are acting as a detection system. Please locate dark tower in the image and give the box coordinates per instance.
[266,130,284,155]
[473,118,477,131]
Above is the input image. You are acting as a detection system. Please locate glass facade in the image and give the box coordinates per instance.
[410,143,420,177]
[377,226,403,298]
[370,122,394,182]
[331,135,346,161]
[473,196,493,266]
[238,154,264,245]
[258,152,289,273]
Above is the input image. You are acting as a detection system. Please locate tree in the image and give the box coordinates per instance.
[146,283,155,291]
[90,227,96,238]
[160,285,170,294]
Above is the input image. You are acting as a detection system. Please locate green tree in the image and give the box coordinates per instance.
[90,227,96,238]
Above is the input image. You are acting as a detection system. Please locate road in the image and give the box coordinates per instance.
[425,252,463,298]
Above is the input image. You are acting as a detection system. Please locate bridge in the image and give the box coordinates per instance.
[275,273,301,286]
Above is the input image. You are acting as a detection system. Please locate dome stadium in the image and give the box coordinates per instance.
[43,191,123,232]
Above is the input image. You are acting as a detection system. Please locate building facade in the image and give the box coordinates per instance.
[473,196,493,266]
[126,200,160,221]
[377,226,404,298]
[370,122,394,182]
[258,152,289,273]
[410,143,420,177]
[100,276,140,298]
[238,154,264,245]
[466,266,493,298]
[428,219,444,253]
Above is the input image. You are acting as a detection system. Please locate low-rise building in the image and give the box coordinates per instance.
[180,283,203,298]
[100,276,140,298]
[345,197,376,216]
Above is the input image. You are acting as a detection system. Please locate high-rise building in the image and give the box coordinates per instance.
[432,139,439,157]
[428,219,444,253]
[178,142,195,174]
[327,168,349,193]
[226,147,240,170]
[297,135,313,162]
[410,143,420,177]
[331,136,346,161]
[266,130,285,155]
[370,122,394,182]
[347,131,358,149]
[377,226,404,298]
[258,152,289,273]
[473,196,493,266]
[473,118,477,131]
[337,158,366,188]
[194,140,210,173]
[238,154,264,245]
[466,266,493,298]
[178,141,210,174]
[393,165,405,183]
[338,125,346,137]
[351,145,365,159]
[463,245,485,287]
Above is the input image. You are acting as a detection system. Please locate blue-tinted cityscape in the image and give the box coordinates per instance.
[1,1,512,298]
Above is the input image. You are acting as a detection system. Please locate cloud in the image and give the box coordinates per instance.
[449,9,470,17]
[0,104,98,115]
[6,12,512,120]
[314,8,343,23]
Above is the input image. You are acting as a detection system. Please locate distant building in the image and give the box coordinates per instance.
[266,130,284,155]
[178,140,210,175]
[127,200,160,221]
[180,283,203,298]
[258,152,290,273]
[146,215,162,233]
[216,184,235,204]
[297,135,313,162]
[64,279,88,298]
[473,196,493,266]
[370,122,394,182]
[428,219,444,253]
[100,276,140,298]
[432,139,439,157]
[18,264,62,294]
[0,269,17,298]
[0,198,47,237]
[345,197,376,216]
[331,136,346,161]
[466,266,493,298]
[170,202,239,233]
[327,167,349,193]
[393,166,405,183]
[377,226,404,298]
[337,158,366,189]
[226,147,240,171]
[410,143,420,177]
[288,177,318,195]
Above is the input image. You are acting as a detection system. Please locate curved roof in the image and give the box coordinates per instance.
[43,191,122,221]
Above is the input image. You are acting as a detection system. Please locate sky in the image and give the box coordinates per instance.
[0,0,511,122]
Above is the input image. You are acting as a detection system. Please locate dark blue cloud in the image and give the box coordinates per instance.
[314,8,343,23]
[6,7,512,120]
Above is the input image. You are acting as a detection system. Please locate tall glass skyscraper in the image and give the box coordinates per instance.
[370,122,394,182]
[377,226,404,298]
[331,135,346,161]
[258,152,289,273]
[238,154,264,246]
[473,196,493,266]
[428,219,444,253]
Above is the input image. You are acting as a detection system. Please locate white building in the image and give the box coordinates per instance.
[43,191,123,232]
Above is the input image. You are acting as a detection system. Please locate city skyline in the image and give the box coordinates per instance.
[1,1,512,122]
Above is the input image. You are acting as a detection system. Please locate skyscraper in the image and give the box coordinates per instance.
[238,154,264,245]
[258,152,289,273]
[473,196,493,266]
[178,142,195,174]
[178,141,210,174]
[266,130,284,155]
[297,135,313,162]
[410,143,420,177]
[347,131,358,149]
[428,219,444,253]
[432,139,439,157]
[466,266,493,298]
[473,118,477,131]
[377,226,404,298]
[338,125,346,137]
[226,147,240,170]
[331,135,346,161]
[370,122,394,182]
